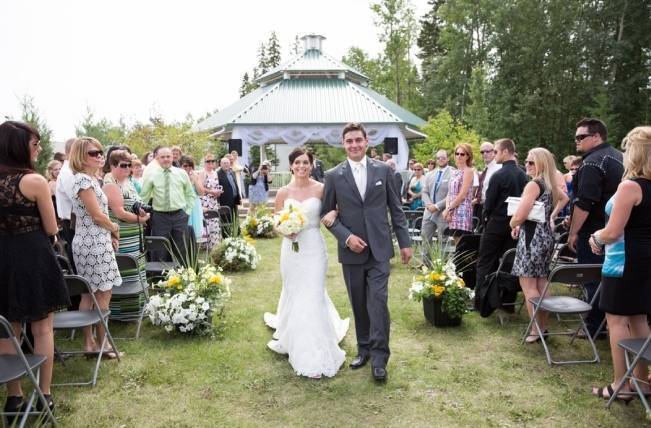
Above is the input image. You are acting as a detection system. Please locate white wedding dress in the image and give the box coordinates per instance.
[264,197,349,378]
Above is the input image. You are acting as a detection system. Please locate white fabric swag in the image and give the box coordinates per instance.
[230,124,409,170]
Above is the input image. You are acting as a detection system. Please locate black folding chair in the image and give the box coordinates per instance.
[607,333,651,416]
[522,264,602,366]
[53,275,121,387]
[111,254,149,339]
[144,236,181,275]
[0,315,57,427]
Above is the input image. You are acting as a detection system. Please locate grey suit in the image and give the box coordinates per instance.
[322,157,410,368]
[420,166,455,262]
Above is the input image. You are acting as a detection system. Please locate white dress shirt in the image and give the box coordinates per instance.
[481,160,502,203]
[347,157,367,200]
[55,161,74,220]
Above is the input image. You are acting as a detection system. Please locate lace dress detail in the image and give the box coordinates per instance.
[201,171,222,248]
[72,173,122,292]
[446,169,473,232]
[264,197,349,378]
[0,173,70,322]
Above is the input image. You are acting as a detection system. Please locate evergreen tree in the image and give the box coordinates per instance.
[266,32,282,69]
[20,95,53,174]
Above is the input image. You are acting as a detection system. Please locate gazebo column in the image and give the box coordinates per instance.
[260,144,267,163]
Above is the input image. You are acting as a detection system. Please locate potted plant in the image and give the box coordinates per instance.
[240,207,276,239]
[145,264,231,336]
[409,239,474,327]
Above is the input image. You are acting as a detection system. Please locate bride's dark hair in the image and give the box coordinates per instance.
[288,147,314,172]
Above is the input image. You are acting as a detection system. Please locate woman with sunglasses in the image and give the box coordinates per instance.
[510,148,568,343]
[102,150,150,322]
[406,162,426,210]
[69,137,122,357]
[443,143,476,243]
[198,153,223,248]
[0,121,70,415]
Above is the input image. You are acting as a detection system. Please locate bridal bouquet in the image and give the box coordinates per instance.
[274,204,306,252]
[145,265,231,336]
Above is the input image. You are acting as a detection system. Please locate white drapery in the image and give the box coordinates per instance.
[231,124,409,170]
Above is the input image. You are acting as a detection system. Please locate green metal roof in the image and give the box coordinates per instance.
[194,78,425,132]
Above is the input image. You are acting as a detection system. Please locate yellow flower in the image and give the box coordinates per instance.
[433,285,445,297]
[458,278,465,287]
[209,275,222,285]
[280,213,290,222]
[168,276,181,287]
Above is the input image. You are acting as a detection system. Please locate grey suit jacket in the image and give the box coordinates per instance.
[321,157,411,264]
[421,166,455,223]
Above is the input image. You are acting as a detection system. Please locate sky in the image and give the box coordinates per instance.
[1,0,430,143]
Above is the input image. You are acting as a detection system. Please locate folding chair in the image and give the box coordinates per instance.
[0,316,57,427]
[111,254,149,339]
[53,275,121,387]
[522,264,602,366]
[55,254,74,274]
[144,236,181,275]
[490,248,524,325]
[607,333,651,416]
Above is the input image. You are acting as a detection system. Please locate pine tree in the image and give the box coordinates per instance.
[266,32,282,69]
[20,95,53,174]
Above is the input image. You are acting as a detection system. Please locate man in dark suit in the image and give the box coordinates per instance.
[321,122,412,383]
[217,157,241,236]
[310,156,325,182]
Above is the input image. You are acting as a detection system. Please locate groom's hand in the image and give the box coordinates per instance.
[400,247,412,264]
[346,235,368,253]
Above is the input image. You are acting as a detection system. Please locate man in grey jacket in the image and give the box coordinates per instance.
[322,122,412,383]
[420,150,455,265]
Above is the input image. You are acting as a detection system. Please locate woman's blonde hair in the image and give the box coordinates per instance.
[622,126,651,180]
[528,148,563,205]
[46,160,61,180]
[454,143,474,167]
[69,137,102,174]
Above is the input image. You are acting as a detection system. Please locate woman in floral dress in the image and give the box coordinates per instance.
[443,143,476,243]
[199,153,223,248]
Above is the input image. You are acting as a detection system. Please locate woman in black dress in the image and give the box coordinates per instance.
[589,126,651,401]
[0,121,70,413]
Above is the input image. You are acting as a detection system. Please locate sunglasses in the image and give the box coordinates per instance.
[525,160,535,166]
[118,162,132,169]
[480,150,493,154]
[454,152,467,157]
[87,150,104,158]
[182,164,193,168]
[205,159,216,163]
[570,167,578,171]
[414,168,423,171]
[575,133,593,142]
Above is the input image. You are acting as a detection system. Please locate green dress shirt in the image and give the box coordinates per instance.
[140,166,195,214]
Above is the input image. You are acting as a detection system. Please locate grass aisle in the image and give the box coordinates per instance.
[17,231,647,426]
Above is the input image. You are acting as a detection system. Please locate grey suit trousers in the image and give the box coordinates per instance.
[342,256,391,368]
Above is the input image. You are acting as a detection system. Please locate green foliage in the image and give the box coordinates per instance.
[418,0,651,159]
[20,95,53,174]
[76,107,128,147]
[240,32,284,97]
[305,143,347,170]
[412,110,481,166]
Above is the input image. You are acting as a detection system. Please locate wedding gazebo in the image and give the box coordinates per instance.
[194,34,426,170]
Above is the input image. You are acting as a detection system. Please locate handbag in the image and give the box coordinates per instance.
[506,197,546,223]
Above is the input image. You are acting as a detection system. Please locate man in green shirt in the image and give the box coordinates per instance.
[141,147,195,263]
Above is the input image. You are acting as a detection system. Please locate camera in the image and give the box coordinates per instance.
[131,201,153,215]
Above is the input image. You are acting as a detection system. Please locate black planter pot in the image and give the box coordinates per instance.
[422,297,462,327]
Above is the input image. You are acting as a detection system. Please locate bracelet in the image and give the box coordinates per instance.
[591,233,605,247]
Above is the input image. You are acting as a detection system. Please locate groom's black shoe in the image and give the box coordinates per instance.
[349,354,369,369]
[372,366,387,382]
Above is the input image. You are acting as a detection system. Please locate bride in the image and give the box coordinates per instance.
[264,147,349,379]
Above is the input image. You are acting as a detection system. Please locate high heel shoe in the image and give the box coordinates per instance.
[35,394,55,412]
[4,396,26,424]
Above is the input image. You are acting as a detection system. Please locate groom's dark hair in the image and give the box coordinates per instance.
[342,122,367,139]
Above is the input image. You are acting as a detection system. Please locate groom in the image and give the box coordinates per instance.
[321,122,412,382]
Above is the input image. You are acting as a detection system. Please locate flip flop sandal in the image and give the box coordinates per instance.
[592,384,634,403]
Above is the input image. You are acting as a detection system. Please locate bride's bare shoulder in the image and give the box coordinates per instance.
[276,186,291,199]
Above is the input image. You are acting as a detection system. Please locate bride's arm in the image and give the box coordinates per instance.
[274,187,288,214]
[321,209,338,227]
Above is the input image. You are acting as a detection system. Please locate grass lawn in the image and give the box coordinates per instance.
[4,231,649,427]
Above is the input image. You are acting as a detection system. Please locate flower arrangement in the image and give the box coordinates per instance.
[241,209,276,239]
[274,204,306,252]
[145,265,231,336]
[409,240,474,322]
[211,236,260,271]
